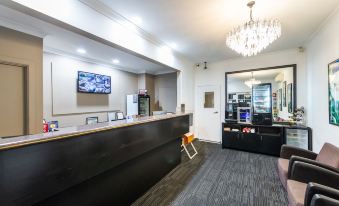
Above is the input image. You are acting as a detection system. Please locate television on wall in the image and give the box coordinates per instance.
[78,71,111,94]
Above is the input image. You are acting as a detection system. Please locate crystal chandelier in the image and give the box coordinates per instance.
[226,1,281,57]
[245,72,261,88]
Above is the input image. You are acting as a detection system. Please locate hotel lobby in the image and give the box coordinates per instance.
[0,0,338,205]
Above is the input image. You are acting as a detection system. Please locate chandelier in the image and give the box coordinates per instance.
[226,1,281,57]
[245,72,261,88]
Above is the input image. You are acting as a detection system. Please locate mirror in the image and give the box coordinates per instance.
[225,65,296,124]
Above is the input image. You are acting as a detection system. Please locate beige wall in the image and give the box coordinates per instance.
[0,64,25,137]
[43,52,138,127]
[0,26,43,134]
[138,73,177,113]
[154,73,177,112]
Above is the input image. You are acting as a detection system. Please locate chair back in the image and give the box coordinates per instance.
[316,143,339,169]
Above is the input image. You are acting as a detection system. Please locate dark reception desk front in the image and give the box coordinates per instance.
[0,113,190,206]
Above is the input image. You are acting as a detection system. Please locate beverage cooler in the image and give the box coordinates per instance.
[252,83,273,125]
[127,94,151,116]
[138,94,150,116]
[285,127,312,150]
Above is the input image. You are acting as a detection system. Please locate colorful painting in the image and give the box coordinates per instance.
[287,83,293,113]
[278,88,282,111]
[78,71,111,94]
[329,59,339,125]
[283,81,287,107]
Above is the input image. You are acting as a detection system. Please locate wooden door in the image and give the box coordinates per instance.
[0,63,26,137]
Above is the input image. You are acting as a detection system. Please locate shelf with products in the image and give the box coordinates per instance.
[226,92,251,121]
[222,122,284,156]
[222,122,312,155]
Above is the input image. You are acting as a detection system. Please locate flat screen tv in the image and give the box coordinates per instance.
[78,71,111,94]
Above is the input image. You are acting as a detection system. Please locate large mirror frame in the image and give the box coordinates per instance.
[225,64,297,123]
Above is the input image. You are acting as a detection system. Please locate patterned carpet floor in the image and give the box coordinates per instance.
[132,141,288,206]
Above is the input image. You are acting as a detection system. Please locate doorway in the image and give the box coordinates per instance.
[0,63,27,138]
[196,85,221,142]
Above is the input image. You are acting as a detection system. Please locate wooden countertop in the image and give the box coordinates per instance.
[0,113,191,151]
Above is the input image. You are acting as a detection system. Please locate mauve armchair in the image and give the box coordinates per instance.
[277,143,339,190]
[304,183,339,206]
[287,161,339,206]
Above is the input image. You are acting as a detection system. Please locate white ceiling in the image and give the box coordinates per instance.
[0,4,176,75]
[100,0,339,62]
[43,29,176,75]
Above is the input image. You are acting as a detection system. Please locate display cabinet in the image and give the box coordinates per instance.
[284,126,312,150]
[222,123,312,156]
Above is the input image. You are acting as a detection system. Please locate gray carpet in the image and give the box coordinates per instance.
[132,141,288,206]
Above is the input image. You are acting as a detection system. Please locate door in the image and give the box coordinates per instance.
[196,85,221,142]
[0,63,26,138]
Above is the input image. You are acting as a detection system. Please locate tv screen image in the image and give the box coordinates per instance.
[78,71,111,94]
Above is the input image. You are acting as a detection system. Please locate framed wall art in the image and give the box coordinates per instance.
[279,88,282,111]
[282,81,287,107]
[287,83,293,113]
[328,58,339,125]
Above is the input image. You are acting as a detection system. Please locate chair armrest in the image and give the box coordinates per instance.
[280,145,317,159]
[290,161,339,190]
[305,183,339,206]
[310,194,339,206]
[288,156,339,178]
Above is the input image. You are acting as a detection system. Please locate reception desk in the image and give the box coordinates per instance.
[0,113,190,206]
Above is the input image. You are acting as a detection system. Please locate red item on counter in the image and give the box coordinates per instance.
[43,123,49,133]
[242,127,251,133]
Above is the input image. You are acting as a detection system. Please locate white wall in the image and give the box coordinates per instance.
[306,7,339,152]
[195,49,307,130]
[43,52,138,127]
[154,72,177,113]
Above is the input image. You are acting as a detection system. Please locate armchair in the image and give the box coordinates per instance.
[305,183,339,206]
[277,143,339,189]
[309,194,339,206]
[287,162,339,206]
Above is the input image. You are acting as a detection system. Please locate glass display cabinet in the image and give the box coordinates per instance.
[285,126,312,150]
[252,83,273,125]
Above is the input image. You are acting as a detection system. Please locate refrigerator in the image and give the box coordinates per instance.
[126,94,151,116]
[285,127,312,150]
[252,83,273,125]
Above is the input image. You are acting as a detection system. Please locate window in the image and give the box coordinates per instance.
[204,92,214,108]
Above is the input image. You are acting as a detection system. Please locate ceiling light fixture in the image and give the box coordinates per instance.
[245,72,261,88]
[77,48,86,54]
[226,1,281,57]
[112,59,120,64]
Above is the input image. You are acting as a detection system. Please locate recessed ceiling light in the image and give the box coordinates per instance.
[113,59,120,64]
[131,16,142,25]
[77,48,86,54]
[160,46,171,53]
[169,42,177,49]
